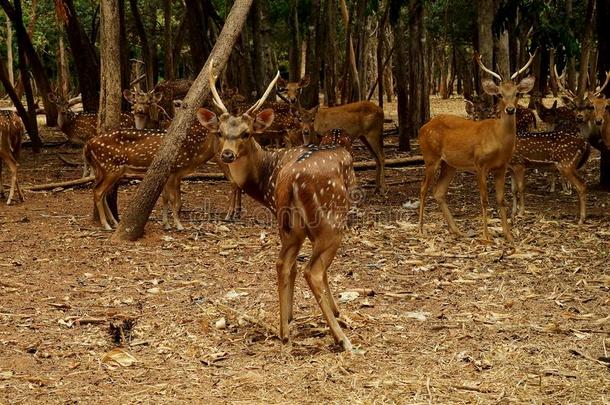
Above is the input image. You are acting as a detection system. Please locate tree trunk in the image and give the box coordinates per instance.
[6,20,13,85]
[57,0,100,111]
[129,0,154,90]
[184,0,209,73]
[407,0,429,140]
[0,0,57,125]
[301,0,321,108]
[119,0,130,110]
[0,52,37,147]
[576,0,596,98]
[596,0,610,189]
[566,0,577,92]
[376,0,389,108]
[324,0,338,106]
[99,0,122,131]
[114,0,255,241]
[250,0,267,96]
[476,0,493,94]
[288,0,300,81]
[394,19,409,152]
[163,0,175,81]
[57,36,69,96]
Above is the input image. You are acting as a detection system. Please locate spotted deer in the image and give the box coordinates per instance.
[419,52,536,242]
[319,128,353,154]
[49,92,135,176]
[276,74,310,106]
[0,110,25,205]
[198,63,357,351]
[84,118,231,230]
[587,72,610,148]
[465,95,536,131]
[293,102,385,192]
[153,78,194,119]
[123,88,169,130]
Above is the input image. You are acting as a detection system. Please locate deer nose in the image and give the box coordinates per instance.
[221,149,236,163]
[505,106,516,115]
[595,118,604,126]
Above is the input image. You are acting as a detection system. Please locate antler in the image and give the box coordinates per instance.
[553,64,576,99]
[594,71,610,96]
[510,51,536,80]
[208,59,229,114]
[245,71,281,115]
[475,53,502,82]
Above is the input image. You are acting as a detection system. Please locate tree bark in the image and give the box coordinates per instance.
[0,0,57,125]
[596,0,610,189]
[6,20,13,85]
[99,0,122,131]
[129,0,154,90]
[376,0,389,108]
[119,0,130,110]
[114,0,255,241]
[406,0,429,140]
[476,0,493,94]
[57,0,100,111]
[394,18,409,151]
[576,0,596,98]
[566,0,577,92]
[163,0,175,81]
[288,0,300,81]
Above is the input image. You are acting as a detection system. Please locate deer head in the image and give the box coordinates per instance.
[123,88,164,129]
[197,61,279,164]
[475,53,536,117]
[48,92,74,129]
[293,105,319,145]
[277,74,310,105]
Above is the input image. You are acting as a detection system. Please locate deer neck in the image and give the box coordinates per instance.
[58,110,75,132]
[496,110,517,143]
[228,139,277,210]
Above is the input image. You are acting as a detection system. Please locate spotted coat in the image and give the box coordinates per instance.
[85,121,216,230]
[319,128,353,154]
[0,110,25,204]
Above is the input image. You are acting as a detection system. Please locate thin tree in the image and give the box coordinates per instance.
[114,0,256,241]
[98,0,122,131]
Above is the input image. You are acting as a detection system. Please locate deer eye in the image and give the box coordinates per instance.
[241,131,249,139]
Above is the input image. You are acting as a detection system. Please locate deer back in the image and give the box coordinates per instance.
[319,129,353,154]
[314,101,383,139]
[513,127,590,170]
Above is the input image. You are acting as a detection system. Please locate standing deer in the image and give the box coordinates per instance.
[587,72,610,148]
[419,53,536,242]
[123,88,169,130]
[0,110,25,205]
[84,119,232,230]
[293,102,385,192]
[49,93,134,176]
[197,64,357,351]
[276,74,310,106]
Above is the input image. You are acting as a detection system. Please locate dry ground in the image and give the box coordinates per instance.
[0,97,609,403]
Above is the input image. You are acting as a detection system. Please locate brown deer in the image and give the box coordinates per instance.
[293,102,385,192]
[276,74,310,106]
[0,110,25,205]
[587,72,610,148]
[123,88,169,130]
[419,53,536,242]
[197,64,357,351]
[49,93,135,176]
[319,128,353,154]
[510,111,593,223]
[84,119,229,230]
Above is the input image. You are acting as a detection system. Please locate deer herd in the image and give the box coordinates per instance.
[2,56,610,351]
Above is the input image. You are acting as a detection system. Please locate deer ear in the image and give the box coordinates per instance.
[253,108,275,133]
[299,74,310,88]
[153,91,163,103]
[123,89,135,103]
[517,76,535,94]
[482,80,499,96]
[197,108,219,131]
[465,100,474,115]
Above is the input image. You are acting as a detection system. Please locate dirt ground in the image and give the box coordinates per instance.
[1,97,609,403]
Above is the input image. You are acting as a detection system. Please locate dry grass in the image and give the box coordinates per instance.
[0,97,608,403]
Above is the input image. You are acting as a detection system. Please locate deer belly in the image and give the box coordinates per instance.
[441,149,476,171]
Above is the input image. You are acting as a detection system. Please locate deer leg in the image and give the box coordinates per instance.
[161,187,171,230]
[559,166,587,224]
[433,161,461,236]
[549,172,556,193]
[3,153,20,205]
[511,165,526,218]
[170,177,185,230]
[304,238,352,352]
[276,229,305,343]
[93,173,120,230]
[418,160,439,233]
[476,168,491,241]
[493,168,513,243]
[361,134,385,194]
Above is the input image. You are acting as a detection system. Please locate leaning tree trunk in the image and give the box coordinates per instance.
[114,0,255,241]
[1,0,57,125]
[596,0,610,190]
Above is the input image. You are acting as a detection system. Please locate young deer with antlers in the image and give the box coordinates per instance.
[419,53,536,242]
[0,111,25,205]
[198,64,357,351]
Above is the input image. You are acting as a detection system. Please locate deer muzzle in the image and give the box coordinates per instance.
[595,118,604,126]
[505,106,516,115]
[221,149,236,163]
